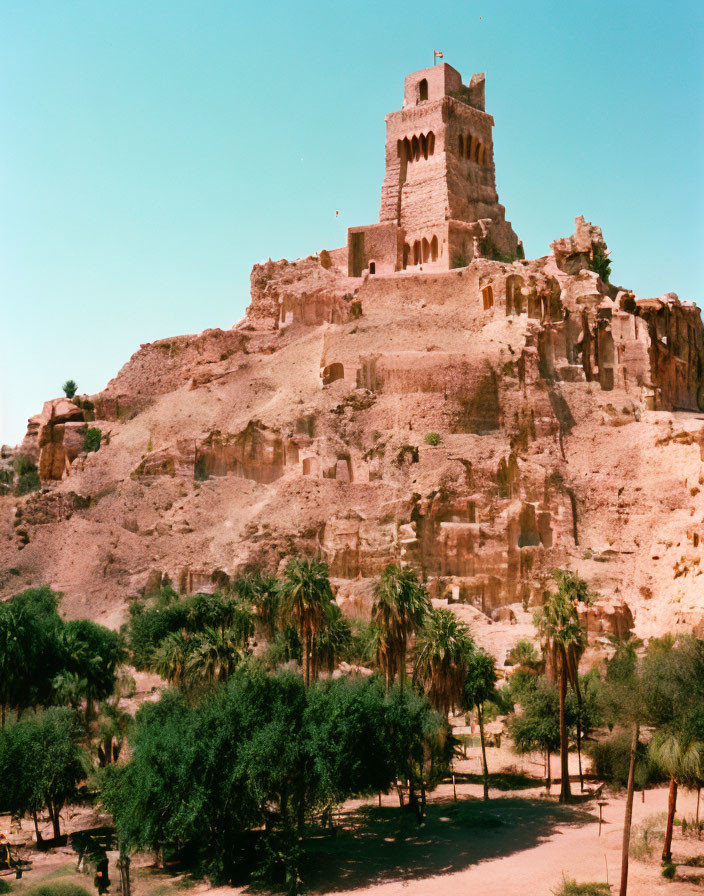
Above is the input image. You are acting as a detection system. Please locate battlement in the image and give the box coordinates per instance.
[347,63,518,277]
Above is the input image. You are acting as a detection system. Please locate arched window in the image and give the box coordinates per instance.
[369,261,375,275]
[459,134,464,156]
[420,134,427,159]
[404,137,412,163]
[474,141,482,163]
[413,240,421,265]
[428,132,435,155]
[403,243,410,269]
[422,237,430,263]
[411,135,420,162]
[467,135,473,160]
[430,235,438,261]
[419,78,428,102]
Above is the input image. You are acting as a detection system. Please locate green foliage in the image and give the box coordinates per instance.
[279,556,335,685]
[424,432,441,446]
[589,245,611,283]
[83,428,101,453]
[62,380,78,399]
[0,882,11,895]
[126,591,254,683]
[55,619,125,717]
[587,729,659,789]
[450,252,468,269]
[662,861,676,879]
[507,639,540,668]
[414,608,474,715]
[463,648,497,713]
[100,670,445,885]
[551,879,610,896]
[509,676,561,757]
[0,587,64,721]
[13,456,35,477]
[0,708,89,838]
[15,470,41,496]
[372,563,430,690]
[27,885,92,896]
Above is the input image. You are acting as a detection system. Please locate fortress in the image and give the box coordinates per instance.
[347,63,519,276]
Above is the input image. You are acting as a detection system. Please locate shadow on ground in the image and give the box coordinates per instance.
[302,795,599,893]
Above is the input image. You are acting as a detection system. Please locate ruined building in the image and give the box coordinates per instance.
[347,63,520,276]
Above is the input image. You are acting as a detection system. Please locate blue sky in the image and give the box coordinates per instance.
[1,0,703,444]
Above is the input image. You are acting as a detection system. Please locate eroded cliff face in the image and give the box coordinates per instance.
[2,221,704,646]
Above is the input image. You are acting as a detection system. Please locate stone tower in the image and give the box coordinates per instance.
[348,63,519,276]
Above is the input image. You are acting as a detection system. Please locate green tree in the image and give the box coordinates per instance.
[372,563,430,692]
[463,647,498,800]
[414,608,473,717]
[0,708,89,840]
[510,676,562,790]
[279,557,335,685]
[83,428,102,452]
[235,572,281,640]
[534,571,589,802]
[599,637,648,896]
[62,380,78,399]
[185,626,249,684]
[152,630,193,686]
[0,587,64,723]
[641,635,704,864]
[57,620,125,720]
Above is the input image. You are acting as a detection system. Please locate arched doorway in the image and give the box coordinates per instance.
[419,78,428,101]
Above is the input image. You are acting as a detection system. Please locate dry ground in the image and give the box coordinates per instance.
[7,748,704,896]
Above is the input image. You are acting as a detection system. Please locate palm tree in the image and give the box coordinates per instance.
[96,702,132,766]
[463,647,498,800]
[153,630,192,686]
[649,728,704,863]
[279,557,334,685]
[534,572,588,803]
[236,572,281,640]
[414,608,474,717]
[372,564,430,692]
[186,626,246,684]
[311,603,352,679]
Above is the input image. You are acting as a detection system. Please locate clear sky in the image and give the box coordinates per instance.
[1,0,703,445]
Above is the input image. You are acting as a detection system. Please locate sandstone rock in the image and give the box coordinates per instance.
[578,598,634,641]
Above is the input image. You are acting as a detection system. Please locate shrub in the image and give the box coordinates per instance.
[13,456,35,477]
[319,249,332,270]
[589,245,611,283]
[83,428,101,453]
[424,432,441,446]
[662,861,676,879]
[15,471,41,496]
[0,880,12,894]
[61,380,78,399]
[552,879,610,896]
[588,730,661,789]
[451,252,468,269]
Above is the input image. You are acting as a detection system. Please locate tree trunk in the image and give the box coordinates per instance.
[399,644,407,690]
[662,776,678,863]
[49,803,62,840]
[1,703,5,727]
[619,722,639,896]
[575,679,584,792]
[302,632,310,686]
[546,749,551,792]
[117,852,131,896]
[32,811,42,845]
[558,663,571,803]
[478,704,490,801]
[395,781,405,808]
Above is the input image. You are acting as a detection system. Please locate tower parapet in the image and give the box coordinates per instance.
[348,63,519,277]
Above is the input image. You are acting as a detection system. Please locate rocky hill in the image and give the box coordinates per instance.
[2,218,704,655]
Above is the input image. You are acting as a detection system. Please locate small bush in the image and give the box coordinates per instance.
[451,252,468,269]
[62,380,78,399]
[83,428,102,453]
[424,432,441,446]
[15,471,41,496]
[589,245,611,283]
[0,880,12,894]
[319,249,332,270]
[552,878,610,896]
[662,861,676,879]
[13,455,35,477]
